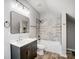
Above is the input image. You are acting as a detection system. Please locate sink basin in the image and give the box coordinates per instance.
[10,38,37,47]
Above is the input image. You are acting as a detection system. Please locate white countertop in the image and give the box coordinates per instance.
[10,38,37,47]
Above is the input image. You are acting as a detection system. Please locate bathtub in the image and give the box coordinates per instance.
[37,40,62,56]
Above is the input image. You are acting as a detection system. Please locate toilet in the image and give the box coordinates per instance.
[37,44,45,55]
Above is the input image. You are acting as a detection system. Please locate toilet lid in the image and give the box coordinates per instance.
[37,44,45,49]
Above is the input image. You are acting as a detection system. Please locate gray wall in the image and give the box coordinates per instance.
[67,14,75,51]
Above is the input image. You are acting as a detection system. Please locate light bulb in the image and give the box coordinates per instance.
[11,1,19,9]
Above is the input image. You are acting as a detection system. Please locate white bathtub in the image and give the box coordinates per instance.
[37,40,62,56]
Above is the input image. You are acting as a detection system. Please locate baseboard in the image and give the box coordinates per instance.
[67,48,75,52]
[67,48,75,56]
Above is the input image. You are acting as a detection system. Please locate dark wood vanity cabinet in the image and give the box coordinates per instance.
[10,40,37,59]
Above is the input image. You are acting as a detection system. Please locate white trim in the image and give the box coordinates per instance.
[62,12,67,58]
[67,48,75,52]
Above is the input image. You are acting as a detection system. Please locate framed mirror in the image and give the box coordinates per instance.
[10,11,29,34]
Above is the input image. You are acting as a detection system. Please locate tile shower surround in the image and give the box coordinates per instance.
[39,13,62,42]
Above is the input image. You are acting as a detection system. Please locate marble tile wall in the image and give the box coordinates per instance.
[40,12,62,42]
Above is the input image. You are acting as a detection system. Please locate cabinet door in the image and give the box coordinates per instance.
[28,41,37,59]
[11,45,20,59]
[20,46,28,59]
[20,41,37,59]
[32,41,37,58]
[32,44,37,58]
[28,47,34,59]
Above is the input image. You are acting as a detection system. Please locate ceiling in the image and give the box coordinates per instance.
[26,0,75,18]
[16,0,75,19]
[26,0,49,13]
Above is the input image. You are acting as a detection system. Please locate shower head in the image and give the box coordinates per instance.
[39,19,45,24]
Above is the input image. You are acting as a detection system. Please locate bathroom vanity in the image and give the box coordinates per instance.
[10,38,37,59]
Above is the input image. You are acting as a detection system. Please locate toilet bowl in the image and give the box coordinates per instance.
[37,44,45,55]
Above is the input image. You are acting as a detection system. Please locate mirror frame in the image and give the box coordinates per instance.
[10,11,29,34]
